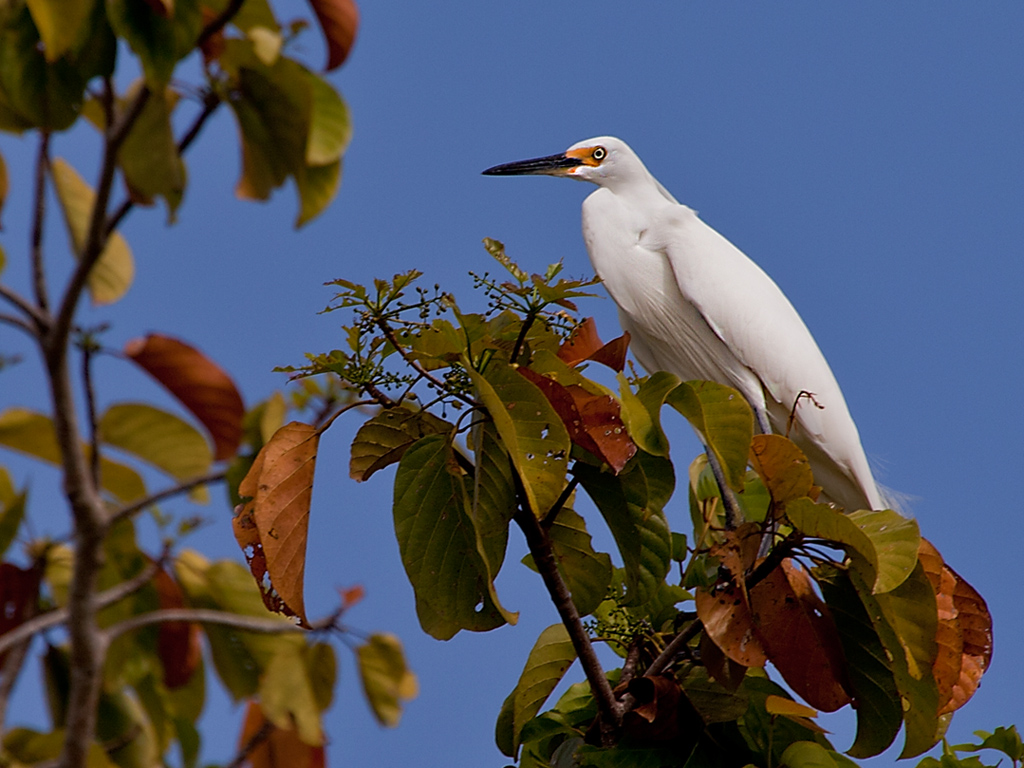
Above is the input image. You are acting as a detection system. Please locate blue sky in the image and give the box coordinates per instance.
[2,2,1023,766]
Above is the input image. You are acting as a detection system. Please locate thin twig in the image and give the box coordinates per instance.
[314,399,376,436]
[30,131,51,315]
[0,284,48,329]
[375,319,478,408]
[540,474,579,530]
[509,310,537,364]
[103,607,338,643]
[704,447,744,530]
[0,312,34,335]
[196,0,244,49]
[0,559,161,658]
[225,720,274,768]
[106,470,228,528]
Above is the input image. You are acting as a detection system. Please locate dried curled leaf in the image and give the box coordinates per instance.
[233,422,320,625]
[557,317,630,372]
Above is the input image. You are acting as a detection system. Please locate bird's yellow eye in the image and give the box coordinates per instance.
[592,147,607,162]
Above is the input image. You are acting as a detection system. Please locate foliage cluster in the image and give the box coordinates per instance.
[242,240,999,768]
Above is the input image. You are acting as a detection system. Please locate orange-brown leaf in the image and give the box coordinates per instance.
[233,422,319,625]
[748,434,813,506]
[238,701,325,768]
[557,317,631,372]
[307,0,359,70]
[749,560,851,712]
[922,539,992,716]
[620,675,682,742]
[517,368,636,473]
[124,334,244,460]
[154,566,201,689]
[695,524,767,668]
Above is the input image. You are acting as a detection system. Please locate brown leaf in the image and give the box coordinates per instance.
[339,584,364,609]
[557,317,631,372]
[699,631,747,691]
[238,701,325,768]
[748,434,813,506]
[125,334,245,460]
[233,422,320,625]
[695,524,768,668]
[620,675,682,742]
[918,539,992,716]
[307,0,359,70]
[517,368,636,473]
[749,560,851,712]
[0,563,40,665]
[154,566,201,689]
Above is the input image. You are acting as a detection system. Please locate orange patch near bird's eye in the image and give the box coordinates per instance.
[566,146,605,167]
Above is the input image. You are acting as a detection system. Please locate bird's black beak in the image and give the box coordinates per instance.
[482,153,582,176]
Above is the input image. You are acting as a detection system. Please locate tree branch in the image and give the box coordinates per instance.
[106,470,227,528]
[31,131,52,315]
[375,319,478,408]
[0,312,33,335]
[514,505,621,744]
[196,0,244,49]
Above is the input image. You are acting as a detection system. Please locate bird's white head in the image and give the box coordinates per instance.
[482,136,646,189]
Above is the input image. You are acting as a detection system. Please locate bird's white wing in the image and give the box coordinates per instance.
[652,207,882,510]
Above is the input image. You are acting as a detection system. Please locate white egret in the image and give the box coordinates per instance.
[483,137,885,512]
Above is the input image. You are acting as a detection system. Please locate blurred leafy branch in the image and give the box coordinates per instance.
[0,2,419,768]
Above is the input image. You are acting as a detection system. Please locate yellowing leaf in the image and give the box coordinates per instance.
[260,646,324,745]
[356,633,418,727]
[233,422,318,625]
[0,408,146,502]
[749,434,813,505]
[295,158,341,228]
[25,0,96,61]
[848,508,920,593]
[502,623,575,753]
[306,71,351,165]
[247,26,282,66]
[764,694,818,719]
[349,406,452,482]
[50,157,134,305]
[124,334,245,460]
[99,402,212,481]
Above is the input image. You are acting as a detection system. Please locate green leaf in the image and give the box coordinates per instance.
[305,69,351,165]
[816,565,902,758]
[223,41,311,201]
[575,451,673,606]
[356,633,418,727]
[505,624,576,754]
[50,157,134,304]
[470,419,515,576]
[305,643,337,713]
[850,566,940,759]
[469,359,571,519]
[0,490,26,558]
[955,726,1024,761]
[349,406,452,482]
[667,379,753,492]
[0,7,90,130]
[117,82,185,221]
[848,508,920,593]
[99,402,212,481]
[106,0,202,87]
[546,507,612,617]
[679,665,749,724]
[616,371,679,458]
[787,498,880,588]
[25,0,96,61]
[780,741,860,768]
[294,157,341,227]
[392,435,514,639]
[0,466,15,506]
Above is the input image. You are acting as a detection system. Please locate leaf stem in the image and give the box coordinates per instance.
[30,131,51,315]
[375,318,477,408]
